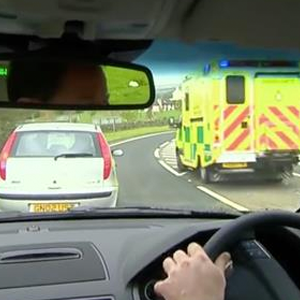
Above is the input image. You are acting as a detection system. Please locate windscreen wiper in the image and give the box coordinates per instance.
[54,153,93,160]
[0,207,243,223]
[68,206,243,219]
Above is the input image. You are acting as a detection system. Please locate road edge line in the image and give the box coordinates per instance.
[158,160,187,177]
[159,141,169,149]
[154,148,160,159]
[293,173,300,178]
[196,186,249,212]
[110,131,174,147]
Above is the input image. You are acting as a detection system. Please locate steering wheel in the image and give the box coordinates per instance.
[204,210,300,300]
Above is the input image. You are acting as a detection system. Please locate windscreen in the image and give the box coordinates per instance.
[1,40,300,215]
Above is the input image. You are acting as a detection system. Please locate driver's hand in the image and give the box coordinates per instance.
[154,242,232,300]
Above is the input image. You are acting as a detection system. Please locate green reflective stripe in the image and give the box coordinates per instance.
[205,155,211,162]
[179,128,183,140]
[204,145,211,163]
[204,144,210,151]
[185,127,190,143]
[191,144,197,160]
[197,126,204,143]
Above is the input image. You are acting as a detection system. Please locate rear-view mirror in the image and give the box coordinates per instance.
[0,58,155,110]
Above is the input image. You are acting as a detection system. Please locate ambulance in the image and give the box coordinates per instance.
[175,60,300,183]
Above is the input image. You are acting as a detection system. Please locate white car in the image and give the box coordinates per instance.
[0,122,122,212]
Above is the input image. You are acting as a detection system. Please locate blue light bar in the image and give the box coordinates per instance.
[203,64,211,74]
[218,60,298,68]
[219,60,229,68]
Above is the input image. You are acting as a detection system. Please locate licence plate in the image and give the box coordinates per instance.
[30,203,77,213]
[222,163,248,169]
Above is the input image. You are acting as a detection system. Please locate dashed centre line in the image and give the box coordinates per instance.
[197,186,249,212]
[155,139,250,212]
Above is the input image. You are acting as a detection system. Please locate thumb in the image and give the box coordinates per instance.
[154,280,164,296]
[215,252,232,273]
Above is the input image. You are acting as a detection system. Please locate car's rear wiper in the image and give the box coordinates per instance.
[54,153,93,160]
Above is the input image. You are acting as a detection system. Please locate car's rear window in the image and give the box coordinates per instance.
[12,131,101,157]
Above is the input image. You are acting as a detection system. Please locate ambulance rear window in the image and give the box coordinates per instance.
[226,76,245,104]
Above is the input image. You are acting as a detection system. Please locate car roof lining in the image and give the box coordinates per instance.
[0,0,300,49]
[179,0,300,50]
[0,0,299,52]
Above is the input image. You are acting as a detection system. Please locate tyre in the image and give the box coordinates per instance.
[258,170,283,183]
[176,150,187,172]
[267,177,283,183]
[200,166,212,184]
[200,165,220,183]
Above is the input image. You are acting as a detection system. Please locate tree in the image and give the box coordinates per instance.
[0,109,36,148]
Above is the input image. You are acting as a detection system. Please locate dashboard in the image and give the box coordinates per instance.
[0,217,298,300]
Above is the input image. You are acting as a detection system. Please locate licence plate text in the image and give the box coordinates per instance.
[30,203,76,213]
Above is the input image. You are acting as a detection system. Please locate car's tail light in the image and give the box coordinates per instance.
[0,131,17,180]
[96,132,112,180]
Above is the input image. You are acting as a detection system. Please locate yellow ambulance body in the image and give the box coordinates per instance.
[175,60,300,183]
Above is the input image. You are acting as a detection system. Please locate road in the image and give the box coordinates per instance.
[112,132,300,212]
[112,132,236,212]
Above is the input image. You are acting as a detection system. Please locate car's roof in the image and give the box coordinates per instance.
[15,122,101,132]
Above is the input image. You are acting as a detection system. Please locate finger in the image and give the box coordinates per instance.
[173,250,188,264]
[215,252,232,272]
[154,280,164,296]
[154,279,171,298]
[187,242,208,259]
[162,257,176,274]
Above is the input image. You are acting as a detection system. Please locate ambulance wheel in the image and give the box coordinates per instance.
[266,174,283,183]
[268,178,283,183]
[200,167,212,184]
[176,151,187,172]
[259,170,283,183]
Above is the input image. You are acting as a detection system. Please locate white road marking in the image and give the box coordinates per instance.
[154,148,160,159]
[163,155,177,159]
[293,173,300,178]
[158,160,187,177]
[165,158,177,162]
[110,131,174,147]
[197,186,249,212]
[168,165,179,169]
[159,141,170,149]
[162,152,175,157]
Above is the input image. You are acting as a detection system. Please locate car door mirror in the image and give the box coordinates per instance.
[112,149,124,157]
[168,117,179,128]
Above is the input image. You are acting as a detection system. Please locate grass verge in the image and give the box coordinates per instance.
[104,126,172,143]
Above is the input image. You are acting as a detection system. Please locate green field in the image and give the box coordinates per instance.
[105,126,172,143]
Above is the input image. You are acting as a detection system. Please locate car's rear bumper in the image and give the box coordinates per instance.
[0,188,118,212]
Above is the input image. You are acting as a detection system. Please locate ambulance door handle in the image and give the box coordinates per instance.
[241,121,248,129]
